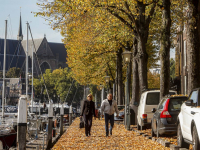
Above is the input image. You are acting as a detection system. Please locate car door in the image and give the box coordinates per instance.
[182,90,198,141]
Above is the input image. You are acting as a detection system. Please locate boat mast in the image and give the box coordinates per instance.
[31,43,33,113]
[2,20,7,119]
[26,22,29,100]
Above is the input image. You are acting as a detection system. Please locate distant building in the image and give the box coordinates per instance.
[0,13,67,74]
[174,24,187,94]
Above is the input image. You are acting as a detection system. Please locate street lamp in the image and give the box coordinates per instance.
[58,95,60,114]
[104,76,110,94]
[122,45,132,131]
[53,94,55,103]
[98,84,104,90]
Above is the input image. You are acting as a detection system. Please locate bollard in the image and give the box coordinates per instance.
[60,104,64,135]
[69,105,72,125]
[17,96,27,150]
[46,102,53,149]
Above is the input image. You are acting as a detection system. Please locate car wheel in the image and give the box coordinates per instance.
[177,123,189,148]
[192,125,200,150]
[141,125,146,130]
[137,123,140,130]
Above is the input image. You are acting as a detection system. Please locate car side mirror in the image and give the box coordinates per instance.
[152,108,156,113]
[185,99,194,106]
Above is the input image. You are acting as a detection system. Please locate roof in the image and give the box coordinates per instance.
[48,42,67,63]
[0,39,26,71]
[21,38,44,57]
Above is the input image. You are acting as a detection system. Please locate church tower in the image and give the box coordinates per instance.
[17,12,23,41]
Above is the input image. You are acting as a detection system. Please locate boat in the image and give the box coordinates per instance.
[1,20,17,149]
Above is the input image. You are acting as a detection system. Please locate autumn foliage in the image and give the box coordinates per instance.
[53,118,169,150]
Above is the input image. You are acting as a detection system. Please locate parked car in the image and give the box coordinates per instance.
[151,95,187,137]
[177,88,200,149]
[137,90,176,130]
[114,105,125,121]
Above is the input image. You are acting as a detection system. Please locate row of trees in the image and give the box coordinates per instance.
[35,0,200,107]
[0,67,22,78]
[33,68,83,105]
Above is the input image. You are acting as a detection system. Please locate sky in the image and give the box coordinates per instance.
[0,0,175,60]
[0,0,63,43]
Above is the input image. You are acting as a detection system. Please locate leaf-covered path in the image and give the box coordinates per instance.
[53,118,169,150]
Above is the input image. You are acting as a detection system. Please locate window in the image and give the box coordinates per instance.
[168,97,187,111]
[158,99,167,110]
[188,90,198,105]
[146,92,176,105]
[146,92,160,105]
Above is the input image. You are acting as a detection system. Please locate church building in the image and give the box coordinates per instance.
[0,14,67,75]
[0,14,67,105]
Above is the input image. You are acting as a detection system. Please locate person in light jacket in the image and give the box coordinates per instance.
[101,93,119,137]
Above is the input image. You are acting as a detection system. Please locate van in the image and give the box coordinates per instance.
[137,90,176,130]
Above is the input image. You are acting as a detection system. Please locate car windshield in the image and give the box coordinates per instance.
[146,92,176,105]
[168,97,187,111]
[118,106,125,111]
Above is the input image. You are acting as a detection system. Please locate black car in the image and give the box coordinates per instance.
[151,95,188,137]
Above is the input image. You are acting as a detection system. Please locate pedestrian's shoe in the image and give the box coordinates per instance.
[88,132,91,136]
[110,131,112,135]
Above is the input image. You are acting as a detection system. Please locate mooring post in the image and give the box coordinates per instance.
[60,104,64,135]
[69,105,72,125]
[17,96,27,150]
[46,102,53,149]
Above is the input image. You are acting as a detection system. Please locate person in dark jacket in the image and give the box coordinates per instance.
[80,94,96,136]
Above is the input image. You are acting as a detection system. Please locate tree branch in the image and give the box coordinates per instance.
[145,3,157,27]
[107,8,135,32]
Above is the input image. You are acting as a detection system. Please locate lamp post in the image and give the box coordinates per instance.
[58,95,60,114]
[104,76,110,94]
[99,84,104,120]
[122,46,132,131]
[99,84,104,104]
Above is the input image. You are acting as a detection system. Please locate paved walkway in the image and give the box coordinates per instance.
[53,118,169,150]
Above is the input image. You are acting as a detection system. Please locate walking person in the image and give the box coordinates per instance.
[80,94,96,136]
[101,93,119,137]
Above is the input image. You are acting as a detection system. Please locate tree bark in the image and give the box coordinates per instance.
[187,0,200,94]
[160,0,171,100]
[131,37,140,105]
[130,37,139,125]
[117,48,123,105]
[137,2,149,93]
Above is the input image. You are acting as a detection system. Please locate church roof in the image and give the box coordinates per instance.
[0,39,26,71]
[17,13,23,41]
[21,38,44,56]
[48,42,67,63]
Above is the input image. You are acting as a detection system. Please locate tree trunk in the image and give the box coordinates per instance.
[117,48,123,105]
[160,0,171,100]
[187,0,200,94]
[130,37,140,125]
[137,3,148,93]
[137,39,148,92]
[115,62,118,104]
[131,37,140,105]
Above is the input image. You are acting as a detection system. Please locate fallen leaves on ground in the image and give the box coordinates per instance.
[53,118,169,150]
[132,126,193,150]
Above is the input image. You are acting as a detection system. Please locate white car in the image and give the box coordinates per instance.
[177,88,200,149]
[114,105,125,121]
[137,90,176,130]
